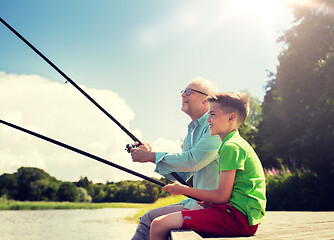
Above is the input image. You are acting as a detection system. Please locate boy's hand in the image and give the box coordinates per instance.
[163,181,186,195]
[197,201,211,209]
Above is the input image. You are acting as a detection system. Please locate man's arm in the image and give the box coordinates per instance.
[154,130,221,175]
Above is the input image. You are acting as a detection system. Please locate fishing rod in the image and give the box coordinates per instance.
[0,119,199,200]
[0,119,162,185]
[0,17,140,148]
[0,17,188,186]
[0,119,200,201]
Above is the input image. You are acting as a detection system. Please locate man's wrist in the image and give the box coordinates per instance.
[149,152,156,163]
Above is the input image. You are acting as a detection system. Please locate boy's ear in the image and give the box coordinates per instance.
[228,112,237,123]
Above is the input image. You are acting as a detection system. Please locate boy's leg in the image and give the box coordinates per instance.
[131,204,186,240]
[150,211,184,240]
[181,203,258,237]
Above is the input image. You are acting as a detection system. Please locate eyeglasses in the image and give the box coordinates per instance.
[181,88,208,96]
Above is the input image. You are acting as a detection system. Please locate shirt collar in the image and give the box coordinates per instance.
[222,129,239,145]
[188,113,208,129]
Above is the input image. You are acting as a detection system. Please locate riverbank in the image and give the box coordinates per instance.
[0,195,184,213]
[0,198,148,210]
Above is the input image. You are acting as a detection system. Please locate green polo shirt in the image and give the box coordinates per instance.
[219,130,266,226]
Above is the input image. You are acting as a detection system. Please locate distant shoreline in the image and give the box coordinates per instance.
[0,199,149,211]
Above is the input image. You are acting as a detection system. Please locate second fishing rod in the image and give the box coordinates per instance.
[0,119,199,202]
[0,17,189,186]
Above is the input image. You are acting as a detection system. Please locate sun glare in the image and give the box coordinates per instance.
[229,0,289,20]
[216,0,295,43]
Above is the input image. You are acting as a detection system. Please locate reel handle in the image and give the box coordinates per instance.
[125,143,136,153]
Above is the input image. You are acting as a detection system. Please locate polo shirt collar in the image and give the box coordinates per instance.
[222,129,239,144]
[188,113,208,129]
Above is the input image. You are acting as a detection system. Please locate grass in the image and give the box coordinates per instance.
[129,195,186,223]
[0,197,147,211]
[0,195,186,226]
[0,195,185,215]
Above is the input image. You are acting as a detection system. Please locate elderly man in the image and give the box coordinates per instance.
[130,77,221,240]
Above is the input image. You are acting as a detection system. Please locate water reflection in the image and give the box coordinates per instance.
[0,208,138,240]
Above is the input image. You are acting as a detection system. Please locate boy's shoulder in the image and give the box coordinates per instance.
[224,131,250,148]
[220,132,255,157]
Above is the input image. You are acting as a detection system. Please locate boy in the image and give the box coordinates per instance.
[150,92,266,240]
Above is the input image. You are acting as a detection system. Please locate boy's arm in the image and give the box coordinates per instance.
[163,170,236,204]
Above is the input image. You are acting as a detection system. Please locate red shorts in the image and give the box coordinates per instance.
[181,203,258,237]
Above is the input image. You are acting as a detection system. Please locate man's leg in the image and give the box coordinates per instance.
[131,203,186,240]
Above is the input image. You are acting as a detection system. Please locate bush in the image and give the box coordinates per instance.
[265,169,334,211]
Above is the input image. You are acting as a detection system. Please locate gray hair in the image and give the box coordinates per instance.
[191,77,218,95]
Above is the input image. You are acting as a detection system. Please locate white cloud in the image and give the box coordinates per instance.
[0,72,165,183]
[152,137,182,153]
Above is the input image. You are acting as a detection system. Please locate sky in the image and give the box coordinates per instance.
[0,0,294,183]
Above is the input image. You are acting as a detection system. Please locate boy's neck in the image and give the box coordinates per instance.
[219,128,238,142]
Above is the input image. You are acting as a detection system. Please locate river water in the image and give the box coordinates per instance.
[0,208,139,240]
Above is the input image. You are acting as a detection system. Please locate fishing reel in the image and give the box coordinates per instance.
[125,142,142,153]
[125,143,135,153]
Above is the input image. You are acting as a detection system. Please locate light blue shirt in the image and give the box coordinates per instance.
[155,113,221,209]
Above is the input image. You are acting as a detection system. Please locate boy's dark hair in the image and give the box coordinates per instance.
[207,92,250,124]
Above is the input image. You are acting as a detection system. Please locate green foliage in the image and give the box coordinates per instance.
[0,167,169,204]
[14,167,61,201]
[256,0,334,176]
[0,173,18,199]
[57,182,80,202]
[0,197,146,210]
[265,169,334,211]
[239,90,262,148]
[77,187,92,202]
[86,179,170,203]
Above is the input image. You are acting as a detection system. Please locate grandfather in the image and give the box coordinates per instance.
[130,77,221,240]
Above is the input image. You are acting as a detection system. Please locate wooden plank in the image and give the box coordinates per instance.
[170,229,203,240]
[170,212,334,240]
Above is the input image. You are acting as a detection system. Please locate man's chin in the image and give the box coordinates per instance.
[181,105,187,113]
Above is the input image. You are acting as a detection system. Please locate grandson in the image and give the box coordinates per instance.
[150,92,266,239]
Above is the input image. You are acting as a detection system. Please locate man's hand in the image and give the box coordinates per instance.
[130,147,156,163]
[134,142,152,151]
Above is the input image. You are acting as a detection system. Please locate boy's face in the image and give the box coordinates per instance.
[207,102,232,137]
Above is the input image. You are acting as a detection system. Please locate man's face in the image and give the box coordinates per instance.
[181,83,208,118]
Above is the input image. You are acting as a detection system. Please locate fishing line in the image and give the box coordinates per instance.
[0,119,199,201]
[0,17,189,186]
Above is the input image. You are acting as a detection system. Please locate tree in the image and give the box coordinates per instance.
[238,91,262,148]
[76,176,91,188]
[0,167,170,203]
[0,173,18,199]
[257,0,334,176]
[77,187,92,202]
[16,167,59,201]
[57,182,80,202]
